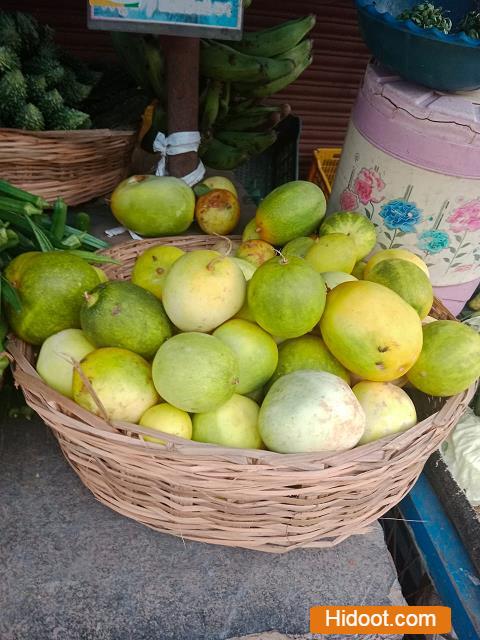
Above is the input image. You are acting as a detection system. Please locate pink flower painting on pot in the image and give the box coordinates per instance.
[444,199,480,274]
[339,189,359,210]
[353,167,386,205]
[447,199,480,233]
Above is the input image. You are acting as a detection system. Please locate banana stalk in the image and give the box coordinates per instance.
[200,40,295,83]
[229,14,315,57]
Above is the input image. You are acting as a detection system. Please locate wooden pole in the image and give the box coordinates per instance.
[164,36,200,178]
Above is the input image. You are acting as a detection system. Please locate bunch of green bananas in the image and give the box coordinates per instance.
[199,15,315,169]
[110,13,315,170]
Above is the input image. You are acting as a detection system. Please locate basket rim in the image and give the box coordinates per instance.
[0,127,137,138]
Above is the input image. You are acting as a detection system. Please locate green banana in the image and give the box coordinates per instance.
[144,39,165,100]
[201,79,222,132]
[216,129,277,154]
[229,14,315,57]
[222,114,270,132]
[276,39,313,66]
[199,82,209,110]
[227,98,257,115]
[219,110,278,132]
[233,55,312,98]
[200,40,295,83]
[110,32,152,94]
[199,137,249,170]
[218,82,231,119]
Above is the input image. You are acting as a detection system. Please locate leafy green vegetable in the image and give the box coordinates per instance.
[397,3,452,34]
[460,11,480,39]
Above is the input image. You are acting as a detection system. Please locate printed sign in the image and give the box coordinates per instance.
[88,0,243,39]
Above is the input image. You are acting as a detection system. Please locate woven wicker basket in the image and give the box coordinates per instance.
[7,236,476,552]
[0,127,137,206]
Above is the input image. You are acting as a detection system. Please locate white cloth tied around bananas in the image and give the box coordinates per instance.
[153,131,205,186]
[105,131,205,240]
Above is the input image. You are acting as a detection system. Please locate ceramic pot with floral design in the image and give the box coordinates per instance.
[327,64,480,314]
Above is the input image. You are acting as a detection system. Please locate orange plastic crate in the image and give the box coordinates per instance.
[308,148,342,197]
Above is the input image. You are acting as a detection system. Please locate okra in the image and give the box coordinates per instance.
[0,180,49,210]
[61,234,82,249]
[40,217,108,250]
[0,229,19,252]
[65,250,121,265]
[74,212,91,233]
[51,197,67,241]
[64,225,109,249]
[12,231,36,250]
[0,210,34,234]
[0,195,42,217]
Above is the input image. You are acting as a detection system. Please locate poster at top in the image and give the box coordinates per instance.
[88,0,243,40]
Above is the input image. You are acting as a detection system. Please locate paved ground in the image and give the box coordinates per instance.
[1,412,404,640]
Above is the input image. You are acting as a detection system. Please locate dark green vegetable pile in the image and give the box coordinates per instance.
[0,10,101,130]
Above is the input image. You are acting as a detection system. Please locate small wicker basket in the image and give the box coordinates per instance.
[0,127,137,206]
[8,236,476,553]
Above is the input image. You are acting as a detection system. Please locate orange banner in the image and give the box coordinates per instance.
[310,606,451,635]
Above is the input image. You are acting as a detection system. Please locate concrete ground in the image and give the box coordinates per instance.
[1,411,405,640]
